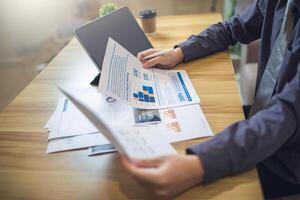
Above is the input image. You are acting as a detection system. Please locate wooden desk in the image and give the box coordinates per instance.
[0,14,263,200]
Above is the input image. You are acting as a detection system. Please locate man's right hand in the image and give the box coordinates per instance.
[137,47,184,69]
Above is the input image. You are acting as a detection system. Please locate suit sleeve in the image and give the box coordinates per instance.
[187,60,300,184]
[176,0,266,62]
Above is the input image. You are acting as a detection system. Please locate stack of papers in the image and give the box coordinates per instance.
[44,88,133,155]
[44,38,214,157]
[60,86,178,159]
[44,89,213,155]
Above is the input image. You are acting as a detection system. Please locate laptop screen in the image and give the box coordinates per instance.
[74,6,153,72]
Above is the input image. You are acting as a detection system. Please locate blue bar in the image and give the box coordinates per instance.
[63,99,68,112]
[133,93,138,98]
[178,93,185,102]
[150,97,155,102]
[148,86,154,94]
[138,92,144,99]
[177,72,192,101]
[143,86,147,91]
[144,95,149,102]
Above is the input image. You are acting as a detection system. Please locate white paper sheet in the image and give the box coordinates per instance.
[58,87,177,160]
[46,133,110,153]
[44,98,65,130]
[158,104,214,143]
[98,37,200,109]
[48,88,134,139]
[48,98,98,139]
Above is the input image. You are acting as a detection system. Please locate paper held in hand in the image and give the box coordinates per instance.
[58,87,177,160]
[98,37,200,109]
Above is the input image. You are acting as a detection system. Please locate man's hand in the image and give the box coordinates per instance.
[119,154,204,199]
[137,47,184,69]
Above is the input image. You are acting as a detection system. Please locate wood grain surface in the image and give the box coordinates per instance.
[0,14,263,200]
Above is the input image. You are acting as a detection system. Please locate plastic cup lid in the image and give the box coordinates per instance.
[139,9,157,19]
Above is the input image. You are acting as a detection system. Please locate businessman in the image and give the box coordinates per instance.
[120,0,300,199]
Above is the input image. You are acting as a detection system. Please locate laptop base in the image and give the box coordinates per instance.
[90,73,101,86]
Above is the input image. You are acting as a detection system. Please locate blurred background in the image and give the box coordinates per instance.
[0,0,257,111]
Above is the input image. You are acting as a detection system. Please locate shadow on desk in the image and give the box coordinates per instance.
[147,32,170,41]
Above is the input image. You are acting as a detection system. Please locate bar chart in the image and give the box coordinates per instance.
[133,85,155,103]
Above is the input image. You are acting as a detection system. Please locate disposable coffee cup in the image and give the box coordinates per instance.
[139,9,157,35]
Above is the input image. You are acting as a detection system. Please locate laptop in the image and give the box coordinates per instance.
[74,6,153,73]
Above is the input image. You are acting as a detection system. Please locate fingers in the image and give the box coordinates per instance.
[155,64,176,70]
[143,56,164,68]
[132,157,164,168]
[119,155,161,183]
[137,48,160,60]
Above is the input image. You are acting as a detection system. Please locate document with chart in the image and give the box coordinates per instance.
[58,87,177,160]
[98,37,200,109]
